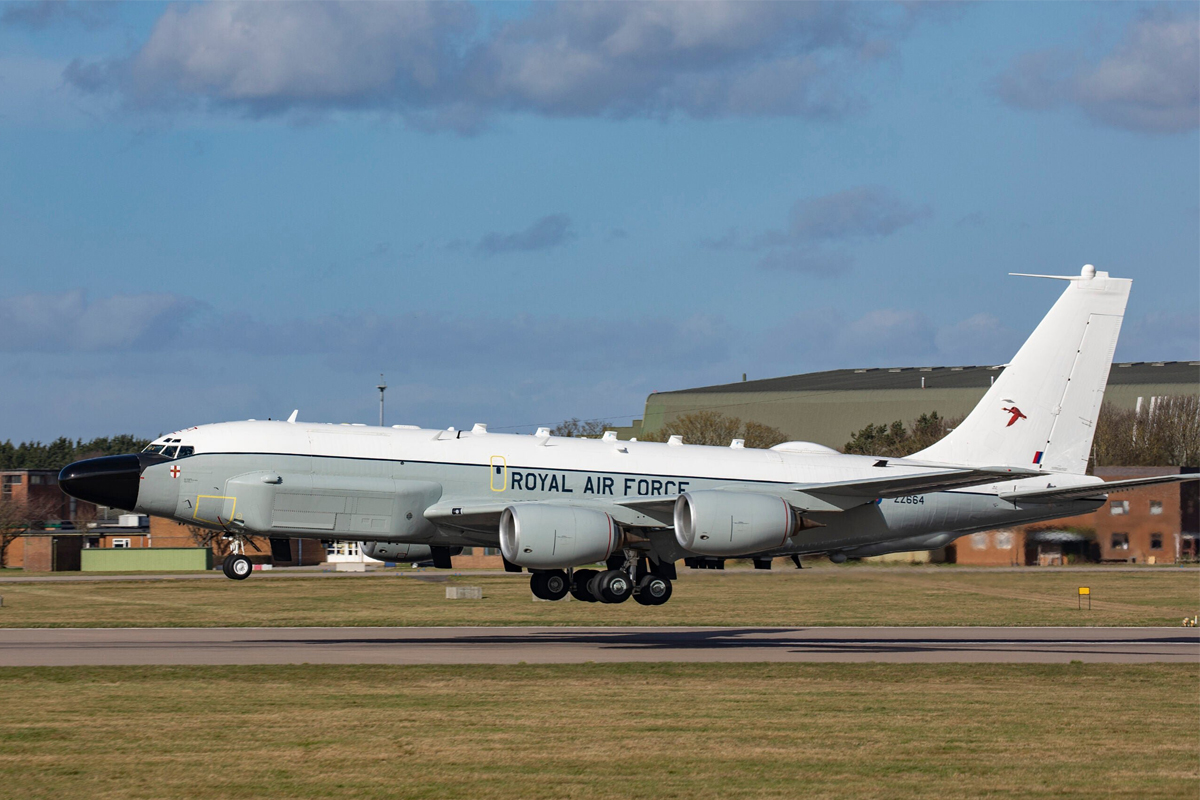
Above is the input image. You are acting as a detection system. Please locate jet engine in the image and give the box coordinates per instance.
[499,504,621,569]
[673,491,796,557]
[360,541,435,562]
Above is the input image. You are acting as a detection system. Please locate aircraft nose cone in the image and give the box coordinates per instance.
[58,454,142,511]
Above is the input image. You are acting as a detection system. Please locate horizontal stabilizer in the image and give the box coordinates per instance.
[1000,474,1199,504]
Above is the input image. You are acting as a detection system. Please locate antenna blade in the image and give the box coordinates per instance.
[287,410,298,424]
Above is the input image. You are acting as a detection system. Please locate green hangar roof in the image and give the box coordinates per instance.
[657,361,1200,396]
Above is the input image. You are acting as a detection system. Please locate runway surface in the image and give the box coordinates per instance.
[0,565,1194,583]
[0,626,1195,666]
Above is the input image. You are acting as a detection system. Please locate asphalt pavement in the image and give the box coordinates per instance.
[0,626,1194,666]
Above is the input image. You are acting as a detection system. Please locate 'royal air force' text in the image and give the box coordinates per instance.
[508,471,690,497]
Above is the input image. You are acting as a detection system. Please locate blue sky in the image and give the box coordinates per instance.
[0,1,1196,441]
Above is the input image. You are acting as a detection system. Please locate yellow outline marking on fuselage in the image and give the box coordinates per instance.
[194,495,237,525]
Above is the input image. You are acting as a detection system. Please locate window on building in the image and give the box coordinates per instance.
[1111,533,1129,550]
[325,541,361,557]
[1150,500,1163,515]
[1150,534,1163,551]
[1110,500,1129,515]
[112,538,132,549]
[29,475,42,485]
[484,547,500,556]
[971,532,989,550]
[460,547,474,556]
[994,531,1014,550]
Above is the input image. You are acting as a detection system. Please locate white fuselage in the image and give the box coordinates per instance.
[132,420,1105,558]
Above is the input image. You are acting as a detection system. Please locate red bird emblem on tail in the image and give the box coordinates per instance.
[1001,406,1027,427]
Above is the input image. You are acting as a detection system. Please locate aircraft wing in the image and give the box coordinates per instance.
[621,466,1039,515]
[791,466,1037,504]
[424,501,508,534]
[427,497,679,531]
[998,473,1199,504]
[428,466,1042,532]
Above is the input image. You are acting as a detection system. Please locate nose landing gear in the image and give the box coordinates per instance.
[222,554,253,580]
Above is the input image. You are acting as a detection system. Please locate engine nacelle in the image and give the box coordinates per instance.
[674,491,796,557]
[360,541,435,562]
[499,504,621,569]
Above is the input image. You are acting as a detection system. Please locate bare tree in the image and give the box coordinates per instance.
[0,495,57,568]
[1093,396,1200,468]
[639,411,787,449]
[551,418,612,438]
[70,502,97,535]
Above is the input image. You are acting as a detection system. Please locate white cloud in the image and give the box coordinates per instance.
[0,290,198,352]
[1116,311,1200,361]
[476,214,575,255]
[995,9,1199,134]
[63,1,933,130]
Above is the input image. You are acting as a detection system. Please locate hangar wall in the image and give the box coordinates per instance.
[637,361,1199,449]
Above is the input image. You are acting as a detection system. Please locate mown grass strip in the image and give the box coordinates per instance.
[0,569,1195,628]
[0,663,1194,799]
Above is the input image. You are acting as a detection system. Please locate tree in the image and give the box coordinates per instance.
[843,399,1199,466]
[0,435,152,471]
[551,418,612,438]
[639,411,787,449]
[0,495,57,568]
[1092,396,1199,468]
[843,412,960,458]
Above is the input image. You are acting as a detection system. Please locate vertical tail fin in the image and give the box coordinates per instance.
[914,266,1131,475]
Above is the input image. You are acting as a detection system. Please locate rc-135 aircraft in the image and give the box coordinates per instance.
[60,266,1197,605]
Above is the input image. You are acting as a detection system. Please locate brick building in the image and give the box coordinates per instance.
[1,468,92,522]
[948,467,1198,566]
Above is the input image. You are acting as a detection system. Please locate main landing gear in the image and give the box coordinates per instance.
[530,555,674,606]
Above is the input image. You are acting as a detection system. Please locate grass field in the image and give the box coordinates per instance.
[0,662,1194,799]
[0,568,1195,627]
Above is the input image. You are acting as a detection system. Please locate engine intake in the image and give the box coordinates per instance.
[673,491,796,557]
[499,504,621,569]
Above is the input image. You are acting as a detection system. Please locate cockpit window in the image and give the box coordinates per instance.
[144,444,165,454]
[161,446,178,458]
[177,446,194,458]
